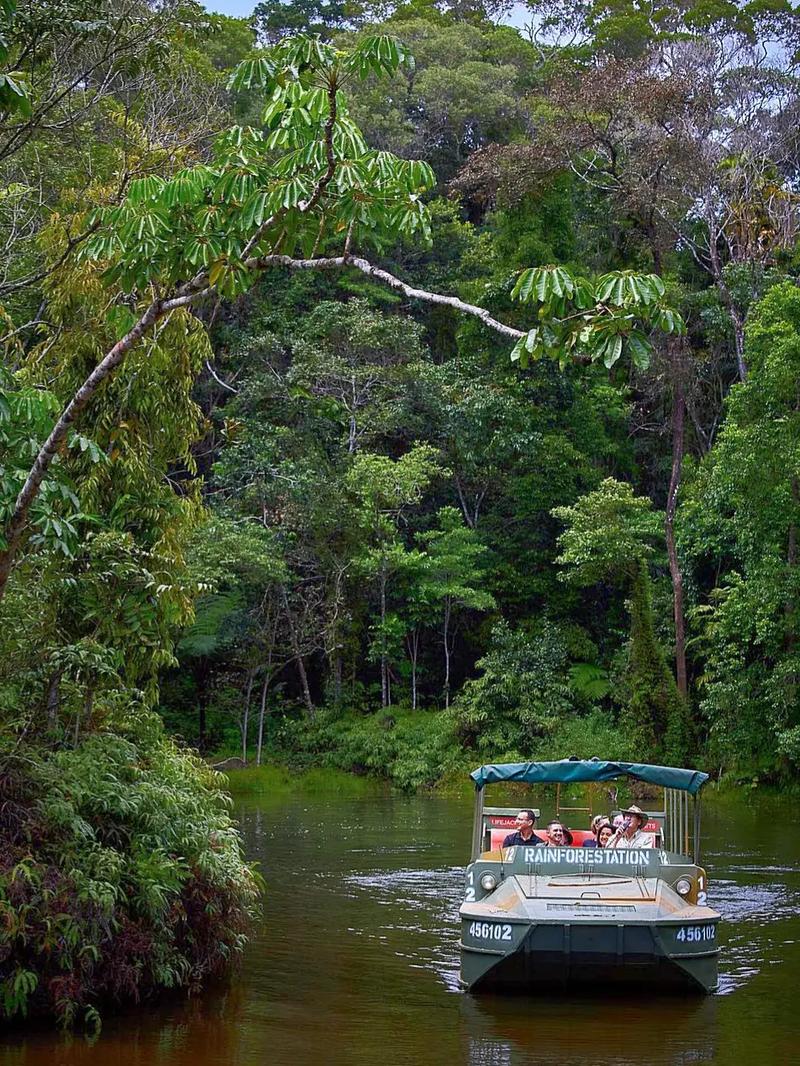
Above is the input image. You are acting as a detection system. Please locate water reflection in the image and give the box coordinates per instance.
[460,994,719,1066]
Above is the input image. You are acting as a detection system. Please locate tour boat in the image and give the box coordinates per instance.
[459,758,721,994]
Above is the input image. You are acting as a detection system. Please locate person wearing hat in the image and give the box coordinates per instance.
[608,805,656,849]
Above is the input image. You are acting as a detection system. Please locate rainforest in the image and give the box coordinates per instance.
[2,0,800,1026]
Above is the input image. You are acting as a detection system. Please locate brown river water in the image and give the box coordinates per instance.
[2,788,799,1065]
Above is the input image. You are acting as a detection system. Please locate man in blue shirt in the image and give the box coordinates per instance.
[502,809,545,848]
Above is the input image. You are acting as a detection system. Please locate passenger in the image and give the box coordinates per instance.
[502,809,545,847]
[545,821,573,846]
[608,805,656,849]
[582,814,612,848]
[597,823,615,848]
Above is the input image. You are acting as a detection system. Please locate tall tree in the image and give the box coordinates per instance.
[682,282,800,774]
[347,446,441,706]
[553,478,692,760]
[417,505,494,708]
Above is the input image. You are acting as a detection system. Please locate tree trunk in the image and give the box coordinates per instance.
[242,668,255,764]
[380,559,388,709]
[280,585,315,719]
[665,355,688,698]
[0,300,164,601]
[45,671,61,732]
[731,310,747,383]
[443,599,452,710]
[295,651,314,718]
[331,651,343,707]
[785,476,799,711]
[196,659,210,751]
[705,215,748,381]
[256,671,270,767]
[407,628,419,710]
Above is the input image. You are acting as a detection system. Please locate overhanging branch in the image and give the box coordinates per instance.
[249,255,526,341]
[0,251,523,600]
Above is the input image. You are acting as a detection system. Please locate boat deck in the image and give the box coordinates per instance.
[466,872,713,923]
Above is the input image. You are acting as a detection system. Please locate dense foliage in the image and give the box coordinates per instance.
[0,722,260,1028]
[3,0,800,1018]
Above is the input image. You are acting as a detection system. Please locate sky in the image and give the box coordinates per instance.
[202,0,531,28]
[205,0,256,13]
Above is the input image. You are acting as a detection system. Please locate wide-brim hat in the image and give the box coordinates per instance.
[620,804,647,823]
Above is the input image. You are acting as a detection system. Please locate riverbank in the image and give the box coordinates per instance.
[222,764,390,798]
[219,758,794,809]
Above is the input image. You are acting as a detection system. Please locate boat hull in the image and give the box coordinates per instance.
[460,919,719,994]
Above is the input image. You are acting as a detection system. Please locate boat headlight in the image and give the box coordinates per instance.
[480,873,497,892]
[676,878,693,897]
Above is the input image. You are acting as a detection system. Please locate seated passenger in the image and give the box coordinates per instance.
[545,821,573,846]
[502,809,545,847]
[597,823,615,848]
[608,805,656,849]
[582,814,612,848]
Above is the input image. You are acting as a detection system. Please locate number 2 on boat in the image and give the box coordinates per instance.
[465,870,475,902]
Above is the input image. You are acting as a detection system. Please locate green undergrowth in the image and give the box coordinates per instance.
[0,716,260,1029]
[254,705,466,791]
[218,702,645,795]
[223,764,381,797]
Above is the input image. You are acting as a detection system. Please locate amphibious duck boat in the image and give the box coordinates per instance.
[460,759,720,994]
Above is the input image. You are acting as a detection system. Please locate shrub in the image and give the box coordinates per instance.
[451,620,575,756]
[0,715,260,1028]
[273,705,463,791]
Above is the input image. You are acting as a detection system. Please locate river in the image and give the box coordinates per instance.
[2,787,800,1065]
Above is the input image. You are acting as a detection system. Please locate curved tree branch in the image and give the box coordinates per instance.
[0,254,522,600]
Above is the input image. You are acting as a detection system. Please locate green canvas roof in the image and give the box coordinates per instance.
[470,759,709,796]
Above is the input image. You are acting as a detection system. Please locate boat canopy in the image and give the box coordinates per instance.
[470,759,709,796]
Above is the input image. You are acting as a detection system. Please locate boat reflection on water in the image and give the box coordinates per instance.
[459,991,718,1066]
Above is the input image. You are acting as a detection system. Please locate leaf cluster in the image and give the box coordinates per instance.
[83,34,436,297]
[510,266,684,370]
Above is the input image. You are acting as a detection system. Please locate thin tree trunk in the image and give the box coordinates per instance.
[785,477,799,712]
[46,671,61,731]
[731,311,747,383]
[443,599,452,709]
[196,659,209,750]
[407,628,419,710]
[380,560,388,709]
[256,671,270,767]
[294,649,314,719]
[666,358,688,698]
[280,585,315,719]
[332,651,342,707]
[454,475,475,529]
[348,376,358,453]
[705,214,748,381]
[242,669,255,764]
